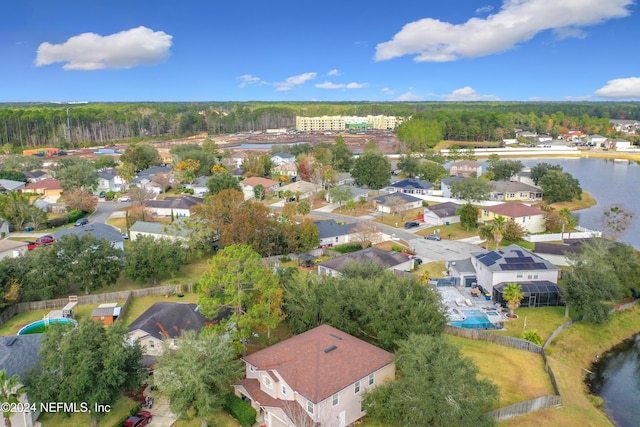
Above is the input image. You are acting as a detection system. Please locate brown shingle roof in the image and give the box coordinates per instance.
[484,203,544,217]
[24,178,62,191]
[318,247,410,272]
[241,177,280,188]
[243,325,393,403]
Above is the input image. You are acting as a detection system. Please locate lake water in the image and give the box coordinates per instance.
[515,158,640,248]
[587,333,640,427]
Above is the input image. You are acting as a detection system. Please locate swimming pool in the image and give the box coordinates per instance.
[17,317,78,335]
[449,310,498,330]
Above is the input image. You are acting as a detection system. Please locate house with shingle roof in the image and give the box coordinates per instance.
[129,220,190,242]
[23,170,52,183]
[372,192,422,214]
[489,181,543,202]
[240,177,280,200]
[0,179,26,193]
[479,202,546,233]
[318,247,412,277]
[127,302,225,358]
[313,219,358,248]
[440,176,466,199]
[278,180,319,200]
[53,222,125,251]
[144,195,203,217]
[423,201,461,226]
[386,178,434,195]
[449,160,483,178]
[24,178,63,198]
[233,324,395,427]
[271,152,296,166]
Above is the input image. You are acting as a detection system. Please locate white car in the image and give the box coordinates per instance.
[118,196,131,202]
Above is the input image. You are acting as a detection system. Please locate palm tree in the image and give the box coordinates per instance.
[502,283,524,318]
[478,224,495,249]
[0,369,25,427]
[559,208,577,238]
[492,215,507,248]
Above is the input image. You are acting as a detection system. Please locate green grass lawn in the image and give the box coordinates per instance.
[416,221,479,240]
[37,396,138,427]
[491,306,571,342]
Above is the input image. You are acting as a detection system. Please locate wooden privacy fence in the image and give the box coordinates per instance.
[444,325,543,354]
[486,395,562,422]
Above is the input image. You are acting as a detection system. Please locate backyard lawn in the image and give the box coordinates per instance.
[37,396,138,427]
[491,306,571,342]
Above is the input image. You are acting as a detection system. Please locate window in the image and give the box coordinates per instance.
[354,381,361,394]
[249,365,255,373]
[368,373,375,386]
[281,385,287,396]
[483,210,489,216]
[332,393,339,407]
[307,400,314,414]
[149,341,155,348]
[516,272,523,279]
[263,376,272,389]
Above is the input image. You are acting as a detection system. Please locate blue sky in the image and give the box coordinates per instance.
[2,0,639,102]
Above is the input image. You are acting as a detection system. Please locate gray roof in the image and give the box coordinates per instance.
[128,302,225,339]
[490,181,542,193]
[390,178,434,190]
[129,220,190,238]
[272,152,295,160]
[313,219,357,239]
[372,192,422,205]
[474,244,558,272]
[441,176,466,186]
[23,170,48,179]
[425,202,461,218]
[0,334,44,378]
[0,179,26,191]
[494,280,560,294]
[319,247,410,272]
[138,166,171,176]
[54,222,124,243]
[98,171,117,180]
[145,195,203,210]
[448,258,476,275]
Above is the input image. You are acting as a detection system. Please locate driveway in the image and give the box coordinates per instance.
[145,394,178,427]
[91,200,127,223]
[408,237,483,263]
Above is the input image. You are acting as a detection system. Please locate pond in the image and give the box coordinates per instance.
[587,333,640,427]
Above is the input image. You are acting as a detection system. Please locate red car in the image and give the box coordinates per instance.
[25,241,37,251]
[122,411,152,427]
[34,235,55,246]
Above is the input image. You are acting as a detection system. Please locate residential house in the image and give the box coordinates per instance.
[318,247,412,277]
[423,202,461,226]
[97,169,124,194]
[0,240,28,260]
[273,163,298,181]
[325,185,368,204]
[144,195,204,217]
[536,135,553,144]
[24,178,63,198]
[184,176,209,196]
[228,151,249,169]
[446,258,478,288]
[313,219,357,247]
[33,199,67,214]
[448,160,483,178]
[127,302,221,359]
[240,177,280,200]
[333,172,354,186]
[53,223,125,251]
[129,220,189,242]
[610,119,640,135]
[513,168,536,187]
[271,152,296,166]
[0,334,44,427]
[23,170,52,183]
[234,324,395,427]
[489,181,543,202]
[587,134,607,146]
[372,192,422,214]
[278,180,319,200]
[468,244,561,306]
[0,179,26,193]
[440,176,465,199]
[91,303,121,326]
[610,138,633,151]
[516,130,537,140]
[479,202,546,234]
[131,166,173,195]
[386,178,434,196]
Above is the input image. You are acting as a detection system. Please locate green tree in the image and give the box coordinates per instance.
[328,186,353,207]
[153,330,243,426]
[124,236,188,284]
[330,137,353,172]
[93,155,117,170]
[488,159,523,181]
[362,334,498,427]
[502,282,524,317]
[450,178,492,203]
[457,203,479,231]
[492,215,506,248]
[207,171,241,195]
[503,220,526,242]
[530,162,563,185]
[120,143,161,170]
[56,162,99,191]
[296,199,311,217]
[198,245,284,346]
[600,204,634,241]
[0,192,45,231]
[418,161,448,183]
[1,155,42,172]
[478,224,495,248]
[0,369,25,427]
[397,154,420,177]
[539,170,582,203]
[26,321,144,427]
[0,170,26,182]
[351,151,392,190]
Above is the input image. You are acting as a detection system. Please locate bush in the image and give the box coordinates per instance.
[422,201,429,207]
[67,209,85,223]
[105,191,116,201]
[175,186,185,193]
[183,187,194,195]
[280,256,291,263]
[224,393,256,427]
[391,244,404,252]
[47,216,69,228]
[333,243,364,254]
[521,330,544,346]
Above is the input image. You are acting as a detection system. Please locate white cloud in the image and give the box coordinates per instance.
[36,26,172,70]
[396,92,423,101]
[595,77,640,99]
[442,86,500,101]
[273,72,317,91]
[476,5,494,14]
[328,69,340,76]
[238,74,262,88]
[375,0,633,62]
[381,87,396,95]
[315,81,368,89]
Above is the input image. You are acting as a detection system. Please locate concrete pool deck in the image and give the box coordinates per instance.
[434,285,507,326]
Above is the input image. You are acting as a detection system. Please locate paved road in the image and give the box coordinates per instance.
[91,199,128,223]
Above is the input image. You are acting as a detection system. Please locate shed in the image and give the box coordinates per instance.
[92,303,121,326]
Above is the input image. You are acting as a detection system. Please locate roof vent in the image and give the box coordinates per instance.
[5,337,17,347]
[329,333,343,341]
[324,345,338,353]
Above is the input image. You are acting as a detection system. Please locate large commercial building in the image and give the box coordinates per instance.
[295,115,403,132]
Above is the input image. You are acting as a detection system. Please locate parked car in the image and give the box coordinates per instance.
[74,218,89,227]
[34,235,55,246]
[413,257,423,265]
[121,232,129,240]
[98,191,106,198]
[122,411,152,427]
[118,196,131,203]
[425,234,442,241]
[25,241,37,251]
[404,221,420,229]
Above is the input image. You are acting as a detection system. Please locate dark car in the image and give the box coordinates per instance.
[404,221,420,229]
[425,234,442,241]
[98,191,106,198]
[34,235,55,246]
[74,218,89,227]
[122,411,152,427]
[413,257,423,265]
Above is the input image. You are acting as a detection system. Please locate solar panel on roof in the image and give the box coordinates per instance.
[504,256,534,264]
[514,250,524,257]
